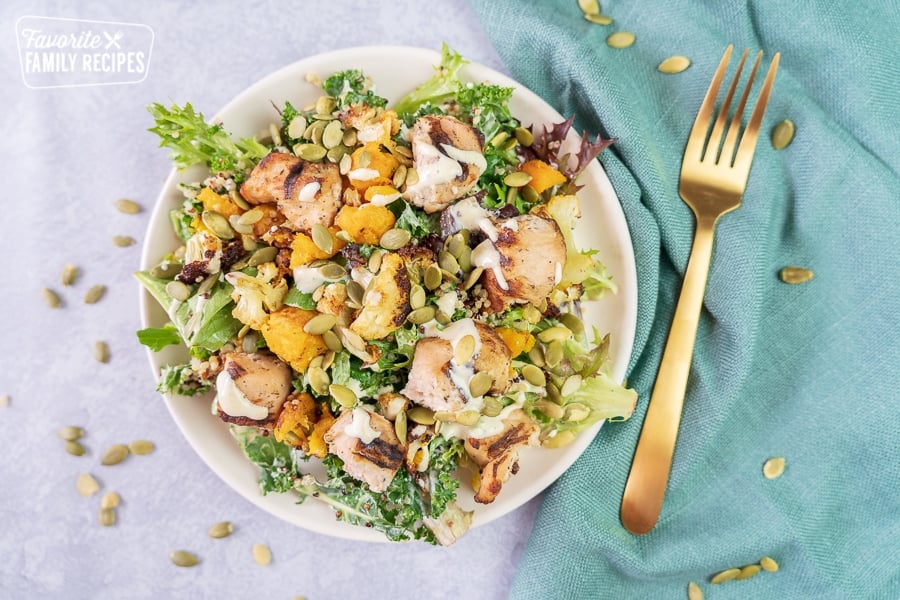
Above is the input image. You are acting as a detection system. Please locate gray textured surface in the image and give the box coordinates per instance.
[0,2,540,598]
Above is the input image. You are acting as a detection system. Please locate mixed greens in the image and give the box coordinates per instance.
[138,44,636,544]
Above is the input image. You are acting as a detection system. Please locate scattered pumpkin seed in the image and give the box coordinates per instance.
[342,128,358,147]
[658,55,691,74]
[319,262,346,281]
[409,284,426,310]
[482,397,503,417]
[100,444,129,466]
[294,143,327,162]
[457,410,481,426]
[521,364,547,387]
[346,280,365,306]
[584,13,613,25]
[379,228,411,250]
[208,521,234,539]
[438,251,460,274]
[42,288,62,309]
[311,223,335,254]
[759,556,779,572]
[128,439,155,455]
[463,267,484,290]
[407,406,436,425]
[201,210,235,240]
[61,264,79,286]
[468,372,494,398]
[687,581,704,600]
[535,399,565,419]
[514,126,534,147]
[527,345,545,368]
[0,394,9,408]
[541,429,575,448]
[101,491,121,510]
[736,564,761,580]
[578,0,600,14]
[229,215,254,235]
[763,456,786,479]
[58,425,84,441]
[503,171,533,188]
[93,341,110,364]
[545,340,564,369]
[165,280,191,302]
[394,410,408,441]
[249,246,279,267]
[407,306,436,325]
[367,249,384,273]
[308,366,331,396]
[65,440,86,456]
[424,264,443,290]
[538,325,573,344]
[564,403,592,422]
[405,167,419,187]
[710,568,741,584]
[316,95,336,116]
[771,119,795,150]
[76,473,100,497]
[560,374,583,398]
[322,329,343,353]
[778,266,813,284]
[83,284,106,304]
[252,544,272,566]
[329,384,358,408]
[99,507,116,527]
[115,198,141,214]
[303,313,337,335]
[170,550,199,568]
[321,120,344,149]
[287,116,306,139]
[490,131,509,147]
[607,31,636,48]
[150,262,180,279]
[454,335,476,365]
[339,152,352,175]
[112,235,136,247]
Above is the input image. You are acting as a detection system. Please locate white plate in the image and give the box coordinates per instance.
[139,46,637,542]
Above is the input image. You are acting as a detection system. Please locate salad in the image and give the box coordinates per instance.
[137,44,637,545]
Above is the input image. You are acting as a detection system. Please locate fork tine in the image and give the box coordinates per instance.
[683,45,733,163]
[703,48,749,163]
[720,51,763,166]
[733,52,781,173]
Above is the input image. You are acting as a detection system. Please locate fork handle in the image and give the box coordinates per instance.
[621,215,718,535]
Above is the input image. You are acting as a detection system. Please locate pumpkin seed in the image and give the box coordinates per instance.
[607,31,636,49]
[394,410,408,441]
[304,313,337,336]
[658,55,691,74]
[407,406,436,425]
[763,456,786,479]
[407,306,436,325]
[305,120,326,144]
[238,208,264,226]
[564,403,591,422]
[558,313,585,338]
[322,330,343,353]
[527,345,545,368]
[759,556,779,572]
[368,249,384,273]
[521,364,547,387]
[307,366,331,396]
[170,550,199,568]
[165,280,191,302]
[101,491,121,509]
[482,397,503,417]
[128,440,155,455]
[93,341,110,364]
[545,340,564,369]
[337,326,368,355]
[779,266,813,284]
[311,223,334,254]
[538,325,573,344]
[329,384,358,408]
[438,251,459,274]
[424,264,443,290]
[736,564,761,580]
[578,0,600,14]
[449,336,474,366]
[346,280,365,306]
[342,128,358,147]
[535,399,564,419]
[100,444,129,466]
[319,262,346,280]
[294,143,327,161]
[58,425,85,441]
[503,171,533,188]
[115,198,141,214]
[229,215,254,235]
[584,13,613,25]
[541,429,575,448]
[710,568,741,584]
[0,394,9,408]
[230,189,250,210]
[208,521,234,539]
[76,473,100,497]
[61,264,79,286]
[99,507,116,527]
[321,350,336,370]
[252,543,272,566]
[560,374,583,398]
[405,167,419,187]
[434,410,456,423]
[463,267,484,290]
[410,284,426,310]
[151,262,181,279]
[514,126,534,147]
[65,440,86,456]
[490,131,509,147]
[457,410,481,426]
[339,152,352,175]
[687,581,704,600]
[287,115,306,139]
[392,164,408,189]
[112,235,136,248]
[468,372,493,398]
[201,210,235,240]
[321,120,344,149]
[771,119,795,150]
[380,228,411,250]
[316,95,336,115]
[248,246,279,267]
[42,288,62,309]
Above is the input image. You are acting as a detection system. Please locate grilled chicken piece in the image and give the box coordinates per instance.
[240,153,303,204]
[480,214,567,313]
[349,253,411,340]
[404,115,486,213]
[324,408,404,493]
[401,320,512,412]
[215,352,293,426]
[278,161,343,234]
[465,409,539,504]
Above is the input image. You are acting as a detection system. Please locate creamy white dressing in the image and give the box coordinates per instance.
[440,143,487,173]
[408,142,462,189]
[435,290,458,317]
[185,231,222,274]
[357,123,386,144]
[554,261,563,285]
[345,408,380,444]
[297,181,320,202]
[368,191,401,206]
[501,218,519,232]
[183,294,209,341]
[215,370,268,420]
[472,240,509,291]
[439,399,524,441]
[350,265,374,290]
[348,168,381,181]
[422,318,482,358]
[292,266,329,293]
[446,196,498,241]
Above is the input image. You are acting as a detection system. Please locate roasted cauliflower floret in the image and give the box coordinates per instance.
[224,262,288,329]
[349,253,410,340]
[260,306,329,372]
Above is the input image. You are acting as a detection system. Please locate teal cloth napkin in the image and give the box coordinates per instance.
[468,1,900,598]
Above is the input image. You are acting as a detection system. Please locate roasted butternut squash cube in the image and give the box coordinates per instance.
[520,159,567,194]
[261,306,329,372]
[335,204,396,245]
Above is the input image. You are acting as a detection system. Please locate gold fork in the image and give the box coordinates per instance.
[620,45,780,535]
